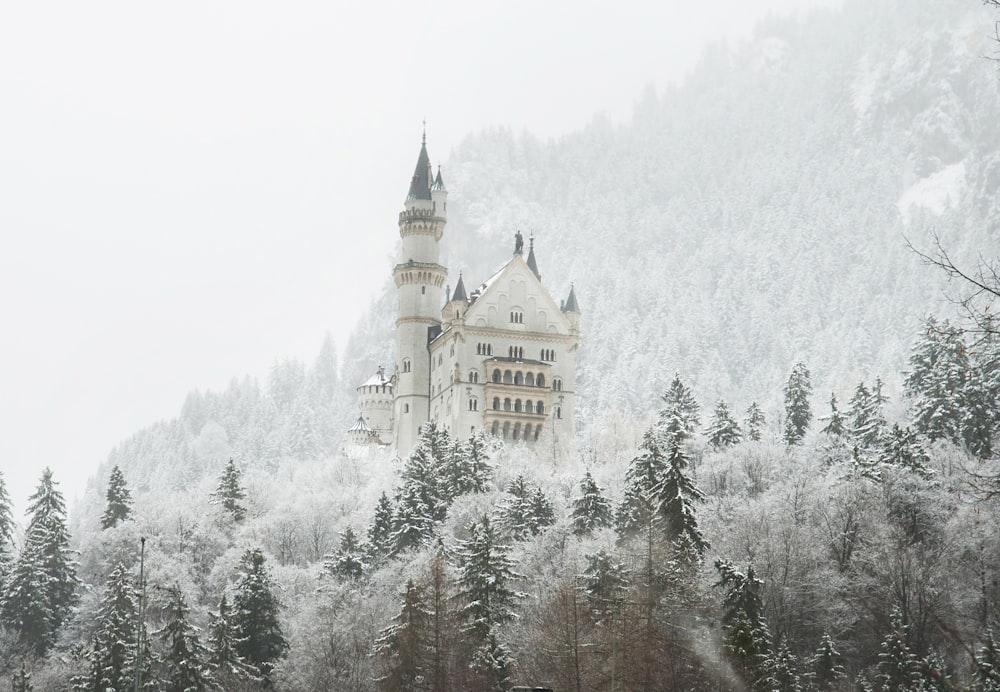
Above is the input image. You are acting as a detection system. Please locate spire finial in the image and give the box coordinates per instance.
[422,118,427,144]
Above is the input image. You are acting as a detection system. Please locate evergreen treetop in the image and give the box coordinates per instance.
[210,459,247,523]
[570,471,613,536]
[706,399,743,449]
[660,373,701,439]
[101,465,133,530]
[783,362,813,445]
[232,548,288,685]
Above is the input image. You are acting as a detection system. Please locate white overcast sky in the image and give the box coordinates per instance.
[0,0,840,517]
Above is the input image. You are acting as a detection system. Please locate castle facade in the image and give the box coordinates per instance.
[348,135,580,457]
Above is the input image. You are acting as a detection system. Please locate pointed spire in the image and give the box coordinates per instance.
[406,131,433,201]
[526,235,540,280]
[432,165,446,192]
[562,283,580,313]
[451,272,467,302]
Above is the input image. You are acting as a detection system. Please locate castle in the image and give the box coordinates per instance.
[348,134,581,457]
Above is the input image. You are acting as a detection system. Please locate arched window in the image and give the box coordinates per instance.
[525,400,534,414]
[402,359,411,373]
[503,370,513,384]
[536,402,544,415]
[468,398,478,411]
[513,423,521,440]
[504,398,511,411]
[502,421,510,439]
[553,378,562,392]
[469,370,479,383]
[524,423,532,439]
[534,426,541,441]
[477,344,482,355]
[514,372,524,386]
[514,399,522,412]
[404,403,410,413]
[493,397,500,410]
[488,344,493,355]
[492,369,501,383]
[526,372,535,386]
[536,374,545,388]
[491,421,499,436]
[555,406,562,419]
[421,286,426,294]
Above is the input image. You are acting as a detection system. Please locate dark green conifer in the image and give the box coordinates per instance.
[210,459,247,523]
[156,587,213,692]
[706,399,743,449]
[660,373,701,439]
[783,362,813,445]
[570,471,613,536]
[100,465,133,529]
[745,401,766,441]
[715,559,772,691]
[232,548,288,685]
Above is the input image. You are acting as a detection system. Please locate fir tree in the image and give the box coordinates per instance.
[820,394,846,437]
[73,562,144,692]
[232,548,288,685]
[497,476,554,539]
[1,468,78,655]
[581,550,628,623]
[210,459,247,523]
[770,638,801,692]
[616,428,670,537]
[905,317,968,444]
[783,362,813,445]
[715,559,772,691]
[654,424,709,556]
[458,516,520,640]
[745,401,766,442]
[391,484,436,554]
[10,660,32,692]
[810,632,846,690]
[847,379,888,450]
[100,465,133,530]
[325,526,365,580]
[528,487,555,533]
[660,373,701,439]
[975,629,1000,691]
[207,594,257,683]
[0,471,13,583]
[374,580,430,692]
[706,399,743,449]
[366,492,396,564]
[460,431,495,494]
[876,609,922,691]
[570,471,613,536]
[156,587,213,692]
[877,424,933,479]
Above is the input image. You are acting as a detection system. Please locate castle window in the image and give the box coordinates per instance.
[536,374,545,388]
[438,354,444,366]
[504,398,511,411]
[503,370,513,384]
[491,421,499,436]
[514,399,522,413]
[493,397,500,410]
[510,311,523,324]
[469,370,479,383]
[555,406,562,419]
[534,426,541,440]
[513,423,521,440]
[536,402,544,415]
[450,345,455,357]
[488,344,493,355]
[492,369,501,383]
[503,422,510,439]
[402,359,411,373]
[525,400,533,414]
[553,378,562,392]
[526,372,535,386]
[524,423,532,439]
[422,286,426,295]
[469,398,478,411]
[404,404,410,413]
[514,372,524,386]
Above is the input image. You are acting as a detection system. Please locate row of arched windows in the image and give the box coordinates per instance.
[468,398,478,411]
[509,311,523,324]
[491,369,546,388]
[476,343,493,356]
[491,398,544,414]
[541,348,557,362]
[508,346,524,359]
[491,420,541,441]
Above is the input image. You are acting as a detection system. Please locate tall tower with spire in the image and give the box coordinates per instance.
[392,132,448,455]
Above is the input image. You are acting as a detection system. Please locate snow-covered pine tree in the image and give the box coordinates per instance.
[654,421,709,557]
[715,559,772,691]
[783,362,813,446]
[877,424,933,479]
[810,632,846,690]
[207,594,258,684]
[458,517,519,691]
[366,492,396,564]
[975,629,1000,691]
[391,484,436,554]
[460,430,495,495]
[905,317,968,445]
[528,487,555,533]
[374,579,429,692]
[660,373,701,439]
[705,399,743,449]
[820,394,846,437]
[581,550,628,624]
[497,476,553,539]
[847,380,887,450]
[156,587,213,692]
[616,429,670,538]
[100,465,133,530]
[10,660,31,692]
[0,471,13,585]
[570,471,613,536]
[745,401,766,442]
[875,609,923,691]
[961,337,1000,459]
[232,548,288,685]
[1,467,79,655]
[72,562,144,692]
[210,459,247,523]
[770,638,801,692]
[324,526,365,580]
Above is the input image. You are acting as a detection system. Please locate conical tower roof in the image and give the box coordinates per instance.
[432,165,446,192]
[526,237,540,280]
[406,135,433,201]
[562,284,580,313]
[451,273,467,301]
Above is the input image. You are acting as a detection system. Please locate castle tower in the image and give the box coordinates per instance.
[392,133,448,455]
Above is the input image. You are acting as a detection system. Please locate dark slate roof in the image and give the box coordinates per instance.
[562,284,580,313]
[451,273,467,301]
[432,166,446,192]
[526,238,540,280]
[406,139,433,201]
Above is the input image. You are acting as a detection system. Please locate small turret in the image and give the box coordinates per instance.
[526,236,540,280]
[562,283,581,331]
[442,272,468,325]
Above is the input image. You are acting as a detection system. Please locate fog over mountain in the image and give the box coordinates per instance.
[3,0,1000,688]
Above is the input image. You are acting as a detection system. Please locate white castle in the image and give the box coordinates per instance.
[348,134,581,457]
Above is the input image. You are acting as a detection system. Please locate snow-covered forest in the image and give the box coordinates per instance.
[3,0,1000,689]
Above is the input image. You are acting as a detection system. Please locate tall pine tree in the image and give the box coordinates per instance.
[0,471,14,587]
[783,362,813,445]
[570,471,613,536]
[100,465,133,529]
[715,559,773,691]
[660,373,701,439]
[706,399,743,449]
[156,587,213,692]
[232,548,288,685]
[374,580,430,691]
[745,401,766,442]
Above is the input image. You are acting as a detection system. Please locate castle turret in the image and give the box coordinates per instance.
[393,132,447,455]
